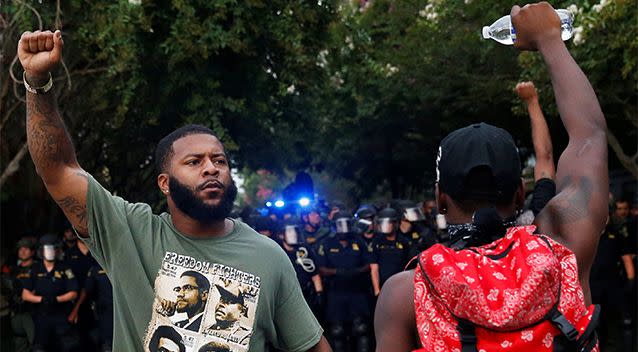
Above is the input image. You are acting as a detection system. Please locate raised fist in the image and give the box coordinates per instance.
[510,2,561,51]
[18,30,64,78]
[515,81,538,103]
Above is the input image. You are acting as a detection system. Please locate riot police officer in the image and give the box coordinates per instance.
[280,220,324,321]
[317,214,373,352]
[8,238,38,350]
[354,204,378,252]
[370,208,411,289]
[21,234,80,352]
[398,202,438,258]
[301,206,332,252]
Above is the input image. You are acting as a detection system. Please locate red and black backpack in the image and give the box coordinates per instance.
[412,226,599,352]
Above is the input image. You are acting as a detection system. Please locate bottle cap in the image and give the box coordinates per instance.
[482,26,490,39]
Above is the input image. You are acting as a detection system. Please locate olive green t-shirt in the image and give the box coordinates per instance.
[81,176,322,352]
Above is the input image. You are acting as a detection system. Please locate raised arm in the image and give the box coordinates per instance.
[512,3,608,295]
[19,30,89,236]
[515,81,555,181]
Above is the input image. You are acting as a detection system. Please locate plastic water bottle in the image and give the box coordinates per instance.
[482,9,574,45]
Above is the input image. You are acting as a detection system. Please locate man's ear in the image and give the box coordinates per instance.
[201,290,208,301]
[158,173,169,195]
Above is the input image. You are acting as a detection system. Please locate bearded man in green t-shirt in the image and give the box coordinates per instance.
[18,29,330,352]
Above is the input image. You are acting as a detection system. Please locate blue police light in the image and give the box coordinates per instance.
[298,197,311,207]
[274,200,285,208]
[265,201,273,207]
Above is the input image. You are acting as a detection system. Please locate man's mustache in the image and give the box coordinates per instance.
[197,180,224,191]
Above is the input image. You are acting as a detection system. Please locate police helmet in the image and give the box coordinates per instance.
[355,204,377,220]
[16,237,36,251]
[377,207,399,222]
[252,215,275,233]
[39,233,62,247]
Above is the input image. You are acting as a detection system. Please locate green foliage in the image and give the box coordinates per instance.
[241,168,283,207]
[2,0,635,236]
[517,0,637,170]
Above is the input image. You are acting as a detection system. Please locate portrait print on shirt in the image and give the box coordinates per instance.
[144,251,260,352]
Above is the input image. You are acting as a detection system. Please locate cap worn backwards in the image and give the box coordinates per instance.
[436,123,521,203]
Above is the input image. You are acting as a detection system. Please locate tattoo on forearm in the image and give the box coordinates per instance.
[26,93,76,169]
[57,196,88,234]
[552,176,593,225]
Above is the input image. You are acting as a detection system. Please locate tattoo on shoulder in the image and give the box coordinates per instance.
[57,196,88,234]
[551,176,593,225]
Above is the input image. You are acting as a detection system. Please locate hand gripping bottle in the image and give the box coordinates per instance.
[482,9,574,45]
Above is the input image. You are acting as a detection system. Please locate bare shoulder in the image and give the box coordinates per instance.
[533,173,607,297]
[374,270,418,351]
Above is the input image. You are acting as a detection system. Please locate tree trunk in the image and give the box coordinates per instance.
[607,129,638,179]
[0,142,28,188]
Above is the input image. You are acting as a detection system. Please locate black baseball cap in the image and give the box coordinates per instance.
[436,123,521,203]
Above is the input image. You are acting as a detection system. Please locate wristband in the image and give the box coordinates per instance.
[23,72,53,94]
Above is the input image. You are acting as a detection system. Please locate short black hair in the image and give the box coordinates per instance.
[148,326,185,352]
[181,270,210,294]
[155,124,220,173]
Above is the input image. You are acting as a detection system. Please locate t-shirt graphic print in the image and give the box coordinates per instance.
[145,251,260,352]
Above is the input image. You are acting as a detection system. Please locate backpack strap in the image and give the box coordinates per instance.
[576,305,601,352]
[545,304,578,341]
[456,318,478,352]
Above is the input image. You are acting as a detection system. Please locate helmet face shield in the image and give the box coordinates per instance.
[376,218,396,234]
[436,214,447,229]
[284,225,301,245]
[404,207,426,222]
[335,218,353,234]
[354,218,372,235]
[42,245,57,261]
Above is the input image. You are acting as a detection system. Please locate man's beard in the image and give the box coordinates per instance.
[169,176,237,224]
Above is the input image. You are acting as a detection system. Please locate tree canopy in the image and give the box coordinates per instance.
[1,0,635,243]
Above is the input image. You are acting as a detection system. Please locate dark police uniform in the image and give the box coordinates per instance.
[359,232,378,254]
[371,234,411,287]
[317,236,373,352]
[302,226,332,252]
[590,226,627,350]
[64,245,97,349]
[10,261,38,349]
[401,223,437,259]
[23,261,80,352]
[285,245,319,298]
[85,264,113,352]
[284,245,322,318]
